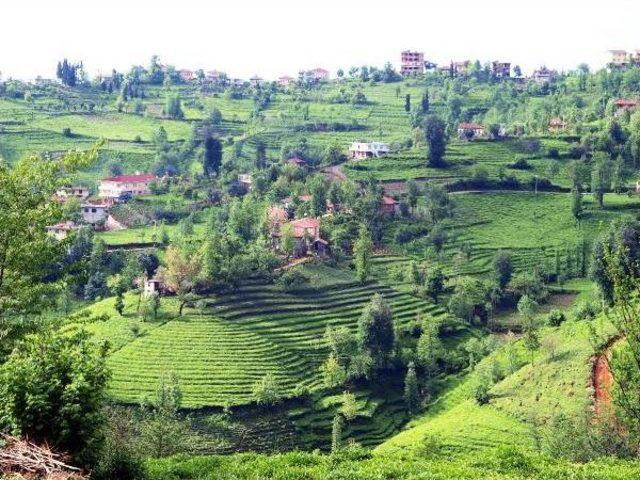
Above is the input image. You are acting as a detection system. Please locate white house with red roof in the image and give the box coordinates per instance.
[98,173,156,199]
[457,123,486,140]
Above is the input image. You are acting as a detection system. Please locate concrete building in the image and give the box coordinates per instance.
[46,221,78,240]
[98,173,156,199]
[349,141,390,159]
[492,61,511,79]
[532,67,558,84]
[81,202,109,225]
[458,123,487,140]
[401,51,425,76]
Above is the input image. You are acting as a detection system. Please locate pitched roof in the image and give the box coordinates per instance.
[288,157,306,166]
[291,217,320,229]
[382,196,399,205]
[615,99,639,107]
[47,221,78,231]
[267,206,288,223]
[102,174,155,183]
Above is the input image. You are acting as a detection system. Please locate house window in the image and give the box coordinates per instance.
[92,209,97,213]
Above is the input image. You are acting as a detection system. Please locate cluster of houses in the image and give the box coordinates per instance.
[401,51,515,79]
[47,172,157,240]
[170,66,330,89]
[400,50,560,85]
[608,50,640,70]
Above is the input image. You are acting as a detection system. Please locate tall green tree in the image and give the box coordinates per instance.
[424,115,447,168]
[0,146,98,331]
[404,361,420,414]
[357,294,395,367]
[404,93,411,112]
[0,329,109,466]
[493,251,514,290]
[203,135,222,177]
[571,187,583,221]
[353,224,373,284]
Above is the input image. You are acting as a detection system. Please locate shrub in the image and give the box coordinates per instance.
[133,135,143,143]
[394,224,428,244]
[548,148,560,159]
[278,268,310,292]
[573,301,599,321]
[62,127,72,137]
[252,373,283,406]
[547,309,566,327]
[510,157,531,170]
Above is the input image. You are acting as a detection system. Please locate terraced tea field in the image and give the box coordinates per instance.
[81,276,443,408]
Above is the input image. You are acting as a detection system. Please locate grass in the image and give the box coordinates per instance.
[73,265,444,408]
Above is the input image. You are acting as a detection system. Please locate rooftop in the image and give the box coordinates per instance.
[102,173,155,183]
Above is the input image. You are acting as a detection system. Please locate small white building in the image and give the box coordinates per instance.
[82,202,109,225]
[238,173,254,190]
[46,221,78,240]
[55,185,90,201]
[144,278,163,296]
[98,173,156,199]
[349,141,390,159]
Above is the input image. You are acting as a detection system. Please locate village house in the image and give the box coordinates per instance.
[401,50,425,76]
[532,67,558,84]
[55,184,90,201]
[278,75,295,87]
[310,68,330,82]
[381,196,400,216]
[249,75,263,87]
[438,61,471,77]
[144,277,164,297]
[457,122,486,140]
[492,61,511,79]
[205,70,224,83]
[46,221,78,241]
[178,69,196,82]
[349,141,390,159]
[291,217,320,239]
[99,173,156,199]
[81,201,109,226]
[608,50,640,69]
[238,173,254,190]
[548,117,568,133]
[614,99,639,115]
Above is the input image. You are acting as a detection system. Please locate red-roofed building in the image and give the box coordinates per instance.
[614,99,639,115]
[291,217,321,239]
[381,196,400,216]
[178,69,195,82]
[457,123,486,140]
[548,117,568,133]
[99,173,156,199]
[267,206,289,225]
